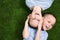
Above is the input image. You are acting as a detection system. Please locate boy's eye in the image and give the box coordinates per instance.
[48,21,51,23]
[37,20,40,21]
[35,13,39,15]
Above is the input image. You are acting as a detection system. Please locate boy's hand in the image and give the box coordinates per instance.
[23,15,30,39]
[38,18,43,30]
[35,17,43,40]
[32,6,41,15]
[25,14,30,24]
[31,6,42,20]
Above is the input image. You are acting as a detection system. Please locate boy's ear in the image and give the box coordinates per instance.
[29,14,31,17]
[27,14,31,19]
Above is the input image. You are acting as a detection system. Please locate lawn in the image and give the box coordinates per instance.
[0,0,60,40]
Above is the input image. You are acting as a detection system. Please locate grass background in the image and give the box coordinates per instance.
[0,0,60,40]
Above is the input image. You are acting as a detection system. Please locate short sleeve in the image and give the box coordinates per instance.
[23,26,36,40]
[23,35,34,40]
[25,0,54,10]
[40,31,48,40]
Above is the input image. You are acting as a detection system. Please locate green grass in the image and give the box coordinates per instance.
[0,0,60,40]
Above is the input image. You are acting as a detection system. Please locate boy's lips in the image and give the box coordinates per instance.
[45,25,49,29]
[33,19,39,22]
[32,18,40,21]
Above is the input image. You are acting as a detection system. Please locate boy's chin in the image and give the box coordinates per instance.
[32,26,37,28]
[31,26,38,29]
[31,25,37,28]
[29,23,38,27]
[29,24,38,28]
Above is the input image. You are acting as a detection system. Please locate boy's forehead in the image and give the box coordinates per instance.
[44,14,54,18]
[45,14,56,24]
[45,14,55,20]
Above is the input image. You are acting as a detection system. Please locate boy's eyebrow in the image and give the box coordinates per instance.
[48,20,54,26]
[35,13,40,15]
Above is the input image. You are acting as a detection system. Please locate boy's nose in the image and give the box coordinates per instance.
[36,15,40,19]
[31,14,35,18]
[48,24,51,27]
[46,24,50,28]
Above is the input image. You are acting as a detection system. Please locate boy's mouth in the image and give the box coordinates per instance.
[33,19,39,22]
[32,18,40,21]
[45,25,49,29]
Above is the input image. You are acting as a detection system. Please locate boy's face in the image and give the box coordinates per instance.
[43,14,56,30]
[29,13,40,27]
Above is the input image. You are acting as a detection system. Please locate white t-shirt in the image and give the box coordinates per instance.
[25,0,54,10]
[23,26,48,40]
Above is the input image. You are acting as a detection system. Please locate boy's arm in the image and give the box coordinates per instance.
[22,17,29,39]
[35,28,41,40]
[34,7,42,40]
[35,19,43,40]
